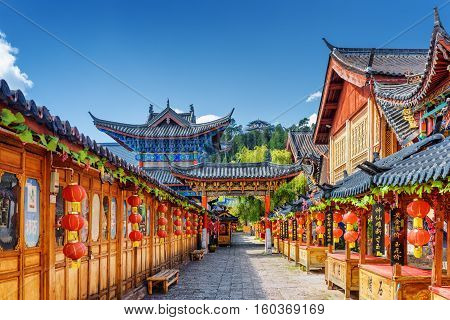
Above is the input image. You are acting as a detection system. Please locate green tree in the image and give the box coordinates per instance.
[271,173,308,208]
[230,196,264,225]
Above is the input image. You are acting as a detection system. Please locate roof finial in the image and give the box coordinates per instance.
[167,99,170,108]
[147,104,154,123]
[434,7,443,28]
[189,104,194,114]
[322,38,336,51]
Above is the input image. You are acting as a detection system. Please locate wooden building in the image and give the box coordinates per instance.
[0,79,207,300]
[307,8,449,300]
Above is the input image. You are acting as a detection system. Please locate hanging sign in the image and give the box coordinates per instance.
[390,208,405,265]
[372,203,385,256]
[324,208,333,246]
[292,219,298,241]
[24,178,40,247]
[283,221,288,240]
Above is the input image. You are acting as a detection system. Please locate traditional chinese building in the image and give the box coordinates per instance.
[314,8,448,185]
[90,102,234,195]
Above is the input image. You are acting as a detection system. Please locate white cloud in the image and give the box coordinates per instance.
[306,90,321,103]
[308,113,317,127]
[173,108,184,113]
[196,114,220,123]
[0,31,33,93]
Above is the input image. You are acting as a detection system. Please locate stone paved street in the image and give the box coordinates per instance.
[143,233,344,300]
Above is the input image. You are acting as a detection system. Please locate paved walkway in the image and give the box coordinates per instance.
[142,233,343,300]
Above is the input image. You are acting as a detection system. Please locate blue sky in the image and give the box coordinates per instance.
[0,0,448,142]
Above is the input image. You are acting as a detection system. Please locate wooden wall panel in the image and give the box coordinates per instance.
[0,278,19,299]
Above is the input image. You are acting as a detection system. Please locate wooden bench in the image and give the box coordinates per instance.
[190,249,205,261]
[147,269,179,295]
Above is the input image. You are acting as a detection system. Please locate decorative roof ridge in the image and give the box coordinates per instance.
[170,160,303,170]
[190,108,235,127]
[146,106,191,127]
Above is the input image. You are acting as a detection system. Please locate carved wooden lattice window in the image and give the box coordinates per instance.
[351,116,368,157]
[374,110,381,146]
[333,133,346,183]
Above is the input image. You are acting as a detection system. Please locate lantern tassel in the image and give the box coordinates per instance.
[133,241,139,248]
[413,246,422,258]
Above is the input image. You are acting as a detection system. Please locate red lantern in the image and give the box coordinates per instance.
[316,225,325,238]
[186,220,192,227]
[298,217,305,225]
[61,214,85,231]
[129,213,142,224]
[193,213,198,220]
[408,229,430,258]
[384,234,390,247]
[343,212,358,225]
[129,230,143,242]
[344,230,359,248]
[333,228,343,243]
[62,184,87,203]
[157,203,168,213]
[157,229,168,238]
[174,219,182,227]
[333,213,343,223]
[173,208,182,217]
[406,199,430,219]
[316,212,325,221]
[185,212,192,219]
[174,229,183,236]
[63,242,87,261]
[298,227,305,235]
[186,229,192,235]
[127,195,142,207]
[158,217,168,226]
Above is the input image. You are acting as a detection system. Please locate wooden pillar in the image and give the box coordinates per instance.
[432,203,444,286]
[306,214,312,246]
[116,188,124,299]
[45,156,56,300]
[359,213,367,264]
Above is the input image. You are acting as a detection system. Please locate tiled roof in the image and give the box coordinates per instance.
[287,131,328,161]
[375,98,419,145]
[329,134,444,198]
[324,38,429,77]
[170,161,304,180]
[89,107,234,139]
[0,79,205,211]
[374,135,449,186]
[144,168,183,186]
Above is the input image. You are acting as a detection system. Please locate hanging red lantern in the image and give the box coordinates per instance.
[333,213,343,223]
[158,217,168,225]
[297,227,305,235]
[406,199,430,219]
[186,220,192,227]
[408,228,430,258]
[316,225,325,238]
[384,234,390,248]
[157,203,168,213]
[344,230,359,248]
[174,229,183,236]
[333,228,343,243]
[62,184,87,203]
[63,242,87,262]
[61,214,84,231]
[173,208,182,217]
[343,212,358,226]
[174,219,182,227]
[298,217,305,225]
[316,212,325,222]
[157,229,168,238]
[185,211,192,219]
[129,230,143,242]
[129,213,142,224]
[127,194,142,207]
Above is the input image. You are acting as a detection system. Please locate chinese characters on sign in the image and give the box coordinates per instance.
[390,208,405,265]
[324,208,333,246]
[283,221,288,240]
[292,219,298,241]
[372,204,385,256]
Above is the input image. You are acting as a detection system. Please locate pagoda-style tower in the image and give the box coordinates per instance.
[90,103,233,195]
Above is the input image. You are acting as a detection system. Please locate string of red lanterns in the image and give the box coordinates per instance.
[185,211,192,236]
[173,208,182,236]
[406,199,431,258]
[127,195,143,247]
[61,183,88,268]
[315,212,325,240]
[297,215,305,239]
[193,213,199,235]
[333,212,343,244]
[157,202,168,238]
[343,211,358,249]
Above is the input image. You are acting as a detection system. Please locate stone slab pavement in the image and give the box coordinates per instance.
[141,232,344,300]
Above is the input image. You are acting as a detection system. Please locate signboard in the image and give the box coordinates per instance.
[372,203,385,256]
[390,208,405,265]
[324,208,333,246]
[283,221,288,240]
[24,178,40,247]
[292,219,298,241]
